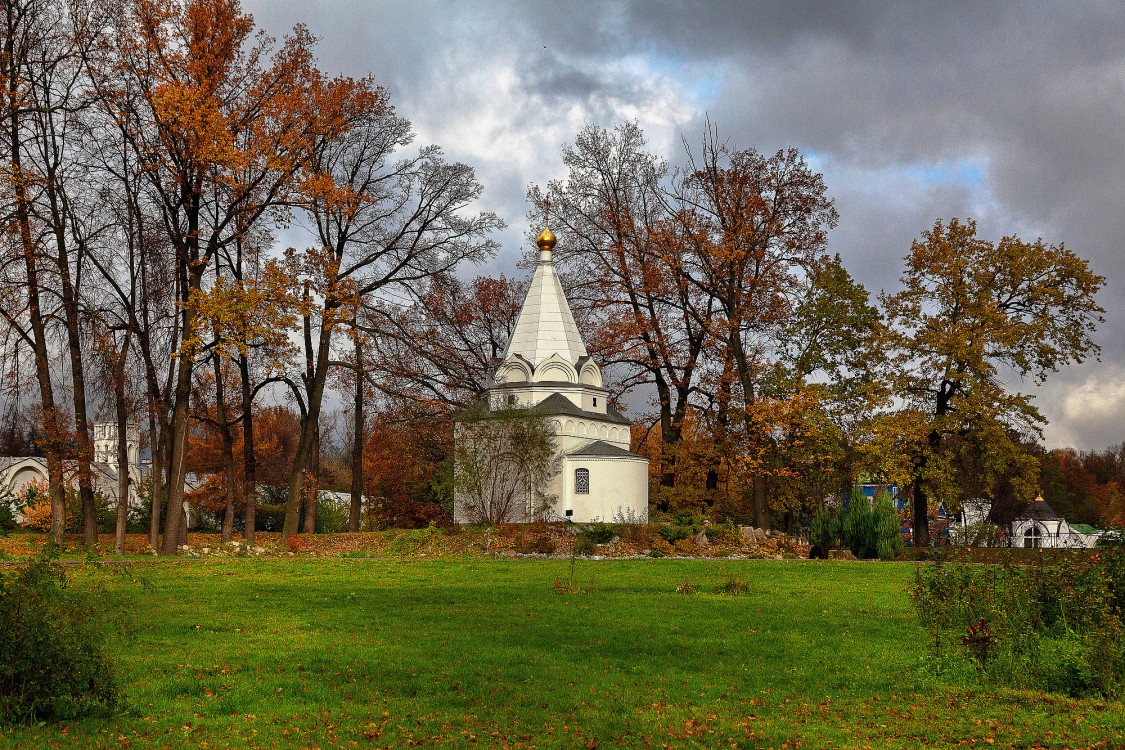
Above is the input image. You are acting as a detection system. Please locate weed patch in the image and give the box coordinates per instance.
[717,568,750,596]
[910,549,1125,697]
[0,547,118,722]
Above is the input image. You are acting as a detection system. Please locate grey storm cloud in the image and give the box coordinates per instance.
[246,0,1125,450]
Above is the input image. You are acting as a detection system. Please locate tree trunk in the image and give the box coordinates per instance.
[753,475,770,529]
[349,336,363,532]
[914,380,956,549]
[3,9,67,544]
[654,374,676,488]
[912,469,928,549]
[283,308,334,539]
[238,353,257,544]
[160,264,203,555]
[213,352,238,543]
[135,249,168,550]
[728,327,770,528]
[113,344,131,555]
[55,229,98,547]
[301,423,319,534]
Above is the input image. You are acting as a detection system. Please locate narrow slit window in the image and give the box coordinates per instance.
[593,397,598,407]
[575,468,590,494]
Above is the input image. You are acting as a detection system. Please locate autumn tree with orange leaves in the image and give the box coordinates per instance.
[535,123,880,526]
[530,122,713,494]
[96,0,384,553]
[884,218,1103,546]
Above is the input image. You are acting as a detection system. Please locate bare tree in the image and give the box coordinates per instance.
[453,398,558,524]
[280,100,501,539]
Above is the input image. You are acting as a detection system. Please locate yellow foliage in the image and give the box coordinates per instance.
[19,500,54,532]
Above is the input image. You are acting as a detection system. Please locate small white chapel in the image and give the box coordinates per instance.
[455,223,649,524]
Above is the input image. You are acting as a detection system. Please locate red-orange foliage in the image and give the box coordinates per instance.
[185,404,301,492]
[362,411,452,528]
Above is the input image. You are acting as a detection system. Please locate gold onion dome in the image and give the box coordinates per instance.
[536,224,557,251]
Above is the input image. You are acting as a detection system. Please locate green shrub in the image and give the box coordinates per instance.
[315,497,349,534]
[0,548,117,721]
[572,536,597,557]
[841,487,876,559]
[658,524,692,544]
[0,495,15,535]
[873,491,904,561]
[809,506,839,550]
[910,555,1125,698]
[62,488,117,534]
[580,524,617,544]
[1037,633,1102,698]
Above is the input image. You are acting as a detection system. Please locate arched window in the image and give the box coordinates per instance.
[1024,525,1042,548]
[575,468,590,494]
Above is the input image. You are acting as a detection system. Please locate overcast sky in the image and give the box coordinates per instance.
[246,0,1125,451]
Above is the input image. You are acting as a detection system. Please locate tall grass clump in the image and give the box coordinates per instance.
[910,549,1125,697]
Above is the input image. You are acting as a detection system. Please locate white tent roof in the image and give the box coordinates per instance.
[502,233,587,366]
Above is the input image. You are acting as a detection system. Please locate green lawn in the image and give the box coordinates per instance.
[3,558,1123,748]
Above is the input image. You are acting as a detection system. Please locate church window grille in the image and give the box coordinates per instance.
[575,468,590,494]
[1024,525,1042,548]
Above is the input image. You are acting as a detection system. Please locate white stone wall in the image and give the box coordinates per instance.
[556,455,648,523]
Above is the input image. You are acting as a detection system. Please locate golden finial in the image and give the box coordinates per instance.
[536,224,556,251]
[536,199,556,252]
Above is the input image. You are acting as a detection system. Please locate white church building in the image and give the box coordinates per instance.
[0,422,144,511]
[454,224,649,524]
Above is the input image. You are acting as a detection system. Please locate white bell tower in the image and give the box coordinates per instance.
[93,421,140,469]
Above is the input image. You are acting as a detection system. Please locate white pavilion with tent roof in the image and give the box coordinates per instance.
[454,223,649,524]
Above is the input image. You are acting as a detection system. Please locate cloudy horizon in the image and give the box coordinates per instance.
[246,0,1125,451]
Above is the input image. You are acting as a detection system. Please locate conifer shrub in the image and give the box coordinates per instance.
[571,535,597,556]
[0,548,117,721]
[0,495,15,535]
[658,524,691,544]
[809,506,839,557]
[841,486,876,559]
[873,490,904,561]
[580,524,617,544]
